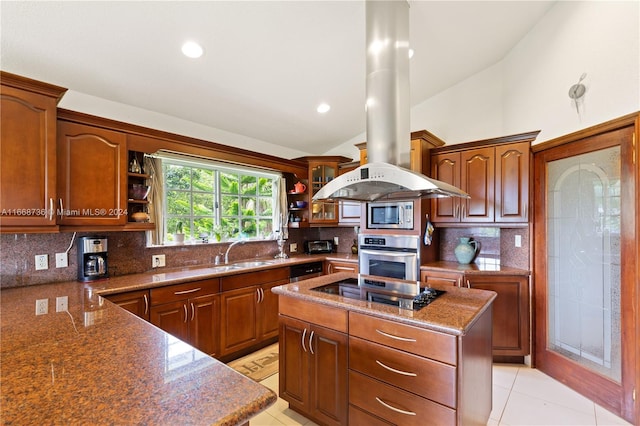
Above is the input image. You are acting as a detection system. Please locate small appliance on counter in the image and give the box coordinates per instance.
[77,236,108,282]
[304,240,333,254]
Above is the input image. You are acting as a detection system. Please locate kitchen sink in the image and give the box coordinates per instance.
[231,261,274,268]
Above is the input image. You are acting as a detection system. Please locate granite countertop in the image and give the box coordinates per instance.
[421,259,530,275]
[272,272,497,337]
[0,281,277,425]
[85,253,337,296]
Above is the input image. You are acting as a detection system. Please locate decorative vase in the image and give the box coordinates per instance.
[454,237,478,264]
[351,239,358,254]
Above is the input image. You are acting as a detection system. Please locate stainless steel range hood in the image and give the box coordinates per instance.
[313,0,468,202]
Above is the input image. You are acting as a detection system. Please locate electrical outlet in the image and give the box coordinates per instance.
[35,299,48,315]
[290,243,298,253]
[152,254,166,268]
[515,235,522,248]
[35,254,48,270]
[55,252,68,268]
[333,236,339,245]
[56,296,68,312]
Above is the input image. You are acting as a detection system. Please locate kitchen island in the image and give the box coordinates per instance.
[272,272,497,426]
[0,280,277,425]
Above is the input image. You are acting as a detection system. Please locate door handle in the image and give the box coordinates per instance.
[309,330,315,355]
[143,294,149,315]
[183,304,188,323]
[190,302,195,321]
[49,198,54,220]
[301,328,308,352]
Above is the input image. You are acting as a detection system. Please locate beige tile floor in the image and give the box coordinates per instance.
[251,364,632,426]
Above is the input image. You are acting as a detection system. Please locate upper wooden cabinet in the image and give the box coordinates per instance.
[430,132,538,225]
[56,120,128,226]
[0,72,67,230]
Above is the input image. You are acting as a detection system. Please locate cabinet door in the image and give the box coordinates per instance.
[460,147,494,222]
[338,201,361,225]
[466,274,530,357]
[105,290,150,321]
[220,286,259,356]
[309,324,348,426]
[150,300,189,343]
[279,316,310,413]
[259,281,283,340]
[430,152,461,222]
[0,85,58,227]
[495,142,530,223]
[190,294,220,357]
[309,161,338,224]
[56,121,127,225]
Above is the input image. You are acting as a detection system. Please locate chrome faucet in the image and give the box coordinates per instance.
[224,240,246,264]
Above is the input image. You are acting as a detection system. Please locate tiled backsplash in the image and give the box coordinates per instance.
[438,226,530,269]
[0,225,528,289]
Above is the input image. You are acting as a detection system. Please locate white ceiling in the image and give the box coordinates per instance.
[1,1,555,156]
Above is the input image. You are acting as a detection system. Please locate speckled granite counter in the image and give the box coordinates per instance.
[421,260,530,275]
[272,272,497,336]
[0,280,277,425]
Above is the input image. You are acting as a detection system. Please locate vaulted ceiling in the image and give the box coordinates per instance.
[1,1,555,155]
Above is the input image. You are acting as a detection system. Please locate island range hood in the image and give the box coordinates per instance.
[313,0,469,202]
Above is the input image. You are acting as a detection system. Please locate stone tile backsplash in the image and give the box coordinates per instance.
[1,225,529,288]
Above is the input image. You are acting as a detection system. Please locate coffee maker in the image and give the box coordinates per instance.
[77,236,108,282]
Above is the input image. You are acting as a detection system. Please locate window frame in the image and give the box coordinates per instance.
[160,154,281,245]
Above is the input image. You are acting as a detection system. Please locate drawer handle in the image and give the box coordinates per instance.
[375,397,417,416]
[375,360,417,377]
[174,287,201,295]
[375,329,417,342]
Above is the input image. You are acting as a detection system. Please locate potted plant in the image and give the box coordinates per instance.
[174,221,185,244]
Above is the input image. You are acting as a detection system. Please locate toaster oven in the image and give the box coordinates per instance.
[304,240,333,254]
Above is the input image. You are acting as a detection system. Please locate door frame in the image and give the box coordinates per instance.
[532,112,639,423]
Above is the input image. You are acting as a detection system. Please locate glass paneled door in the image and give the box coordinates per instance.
[533,122,637,423]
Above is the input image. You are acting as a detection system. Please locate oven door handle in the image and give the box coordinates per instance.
[359,249,416,258]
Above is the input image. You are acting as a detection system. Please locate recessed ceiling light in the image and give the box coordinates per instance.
[317,103,331,113]
[182,41,203,58]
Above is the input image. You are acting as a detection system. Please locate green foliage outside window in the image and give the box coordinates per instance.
[163,161,277,243]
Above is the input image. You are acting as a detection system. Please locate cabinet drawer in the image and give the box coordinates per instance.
[349,312,456,365]
[349,336,457,408]
[279,296,348,333]
[221,267,289,292]
[150,279,219,305]
[349,371,456,426]
[421,270,463,287]
[349,405,392,426]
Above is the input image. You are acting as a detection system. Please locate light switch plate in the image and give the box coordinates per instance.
[55,252,68,268]
[515,235,522,248]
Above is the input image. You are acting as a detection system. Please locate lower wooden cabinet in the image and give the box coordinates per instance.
[220,268,288,357]
[279,296,348,426]
[326,259,359,274]
[466,274,530,358]
[149,279,220,357]
[421,269,530,360]
[105,289,150,321]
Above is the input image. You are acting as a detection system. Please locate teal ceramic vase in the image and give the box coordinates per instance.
[454,237,478,264]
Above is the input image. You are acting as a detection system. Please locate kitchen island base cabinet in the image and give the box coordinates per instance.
[279,296,348,426]
[105,289,150,321]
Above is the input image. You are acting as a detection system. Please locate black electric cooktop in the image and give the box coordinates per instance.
[310,277,445,311]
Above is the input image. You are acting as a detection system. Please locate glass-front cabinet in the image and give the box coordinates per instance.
[310,161,337,223]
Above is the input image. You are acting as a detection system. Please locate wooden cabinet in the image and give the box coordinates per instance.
[286,177,309,228]
[220,267,288,357]
[56,120,128,226]
[430,134,537,225]
[279,296,348,426]
[150,279,220,357]
[326,259,359,274]
[348,310,492,425]
[431,147,494,223]
[126,150,154,228]
[494,142,530,223]
[421,269,530,360]
[105,290,150,321]
[0,72,66,230]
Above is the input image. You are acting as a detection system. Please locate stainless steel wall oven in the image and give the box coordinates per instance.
[358,234,419,281]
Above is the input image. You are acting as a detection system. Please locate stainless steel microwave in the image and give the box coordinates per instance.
[366,201,414,230]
